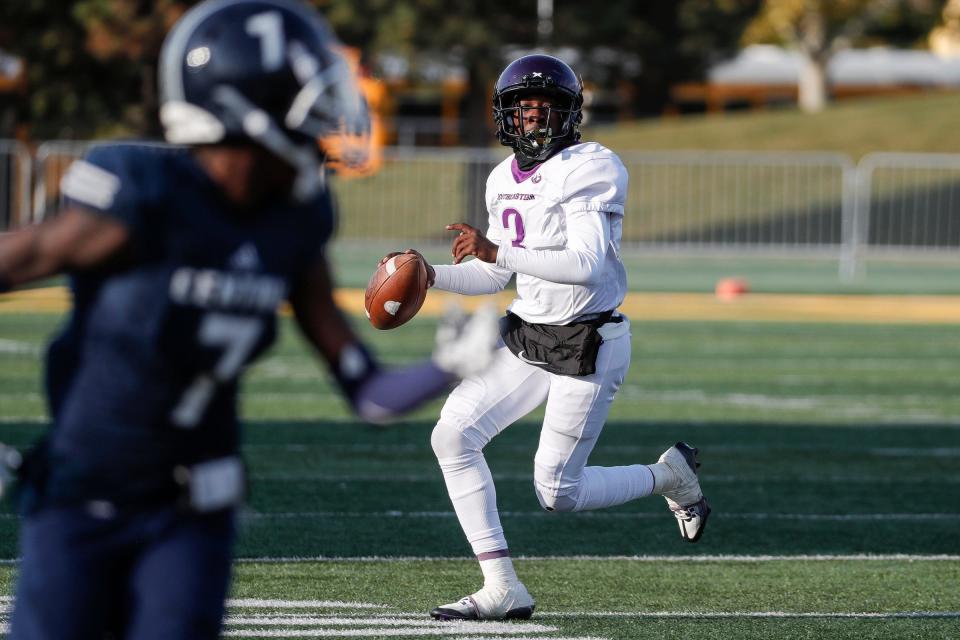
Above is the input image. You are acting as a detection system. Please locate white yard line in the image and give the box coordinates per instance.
[242,421,960,432]
[0,553,953,566]
[236,510,960,522]
[1,597,956,640]
[234,553,960,563]
[0,417,47,424]
[228,599,389,609]
[0,339,40,355]
[869,447,960,456]
[225,617,557,632]
[222,611,960,622]
[536,611,960,619]
[243,442,960,454]
[224,633,600,639]
[0,626,602,640]
[248,472,960,484]
[0,393,42,403]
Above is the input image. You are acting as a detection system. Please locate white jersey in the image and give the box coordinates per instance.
[434,141,628,325]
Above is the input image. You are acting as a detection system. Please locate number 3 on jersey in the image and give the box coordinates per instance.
[502,208,526,247]
[171,313,264,428]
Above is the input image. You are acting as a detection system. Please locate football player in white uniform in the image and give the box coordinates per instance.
[385,54,710,621]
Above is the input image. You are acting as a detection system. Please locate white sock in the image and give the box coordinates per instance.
[436,449,508,554]
[573,464,656,510]
[479,556,518,589]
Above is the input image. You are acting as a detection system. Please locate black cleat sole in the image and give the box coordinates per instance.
[429,604,535,621]
[673,442,709,543]
[430,607,474,621]
[682,498,711,543]
[504,605,535,620]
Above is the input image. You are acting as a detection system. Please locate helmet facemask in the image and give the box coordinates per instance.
[283,43,369,142]
[495,92,579,163]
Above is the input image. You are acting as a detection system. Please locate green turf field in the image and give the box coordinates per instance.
[0,303,958,639]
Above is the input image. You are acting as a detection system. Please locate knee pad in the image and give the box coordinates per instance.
[533,477,579,512]
[430,423,478,459]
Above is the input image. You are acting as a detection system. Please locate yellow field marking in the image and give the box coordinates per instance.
[2,286,959,324]
[339,290,960,325]
[0,287,73,313]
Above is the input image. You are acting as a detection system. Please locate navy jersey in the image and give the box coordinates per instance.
[40,143,334,505]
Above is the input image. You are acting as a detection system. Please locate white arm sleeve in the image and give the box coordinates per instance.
[433,258,512,295]
[495,209,610,285]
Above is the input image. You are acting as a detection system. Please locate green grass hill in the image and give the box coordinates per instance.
[588,92,960,158]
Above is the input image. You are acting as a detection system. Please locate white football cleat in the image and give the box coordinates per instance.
[430,582,535,621]
[657,442,711,543]
[432,304,500,379]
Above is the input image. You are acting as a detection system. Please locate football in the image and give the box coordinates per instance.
[364,253,428,329]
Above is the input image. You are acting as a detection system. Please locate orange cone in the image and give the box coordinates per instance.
[715,277,749,301]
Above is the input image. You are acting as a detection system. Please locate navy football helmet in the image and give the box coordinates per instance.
[159,0,368,200]
[493,54,583,163]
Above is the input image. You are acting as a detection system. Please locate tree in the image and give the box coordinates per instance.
[553,1,761,117]
[0,3,127,138]
[319,0,760,132]
[928,0,960,54]
[743,0,946,113]
[0,0,193,139]
[3,0,758,139]
[318,0,534,146]
[73,0,187,137]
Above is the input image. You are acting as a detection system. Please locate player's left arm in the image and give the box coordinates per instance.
[290,255,492,423]
[0,208,130,292]
[451,158,626,285]
[450,213,608,285]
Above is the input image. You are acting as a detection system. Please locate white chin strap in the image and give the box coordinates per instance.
[161,101,227,144]
[213,85,324,202]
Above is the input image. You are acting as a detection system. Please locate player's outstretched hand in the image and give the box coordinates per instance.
[432,304,500,379]
[447,223,498,264]
[377,249,435,287]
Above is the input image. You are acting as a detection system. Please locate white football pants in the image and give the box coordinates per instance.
[431,317,654,555]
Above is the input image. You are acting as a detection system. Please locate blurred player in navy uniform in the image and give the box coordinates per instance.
[0,1,497,638]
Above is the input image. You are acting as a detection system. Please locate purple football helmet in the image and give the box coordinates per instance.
[492,54,583,162]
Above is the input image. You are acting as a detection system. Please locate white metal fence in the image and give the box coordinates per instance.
[9,141,960,280]
[616,150,852,250]
[853,152,960,249]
